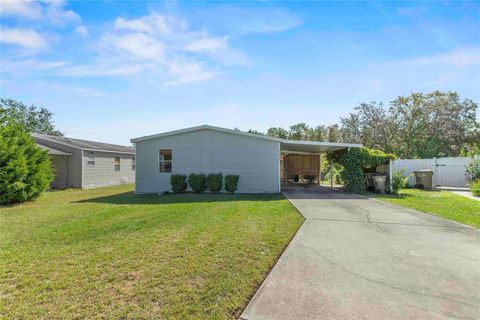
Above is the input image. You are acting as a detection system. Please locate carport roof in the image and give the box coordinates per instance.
[281,140,362,153]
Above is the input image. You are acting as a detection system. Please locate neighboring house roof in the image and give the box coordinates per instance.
[33,133,135,154]
[130,124,362,152]
[37,144,72,156]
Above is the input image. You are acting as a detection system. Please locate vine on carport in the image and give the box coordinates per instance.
[337,147,396,194]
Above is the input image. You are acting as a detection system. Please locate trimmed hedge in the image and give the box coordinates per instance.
[170,174,187,193]
[206,173,222,193]
[225,175,239,193]
[338,147,396,194]
[188,173,207,193]
[0,120,54,204]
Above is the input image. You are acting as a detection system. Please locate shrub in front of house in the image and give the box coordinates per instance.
[170,174,187,193]
[225,175,239,193]
[470,178,480,197]
[188,173,207,193]
[206,173,222,193]
[0,119,53,205]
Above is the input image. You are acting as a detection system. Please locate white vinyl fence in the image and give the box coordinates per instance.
[391,157,473,188]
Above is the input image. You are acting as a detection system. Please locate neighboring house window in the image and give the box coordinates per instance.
[159,149,172,172]
[87,152,95,165]
[132,157,135,170]
[114,157,120,171]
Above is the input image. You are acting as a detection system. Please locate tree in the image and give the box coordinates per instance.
[0,117,54,204]
[267,127,288,139]
[389,91,478,158]
[288,123,309,140]
[0,98,63,136]
[340,91,479,158]
[247,129,264,135]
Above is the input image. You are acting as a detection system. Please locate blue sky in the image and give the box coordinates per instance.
[1,0,479,145]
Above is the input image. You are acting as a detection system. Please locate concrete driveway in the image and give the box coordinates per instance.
[241,185,480,320]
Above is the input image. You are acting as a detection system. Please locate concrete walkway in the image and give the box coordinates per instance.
[241,185,480,320]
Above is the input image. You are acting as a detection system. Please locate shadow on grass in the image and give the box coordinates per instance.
[74,191,284,205]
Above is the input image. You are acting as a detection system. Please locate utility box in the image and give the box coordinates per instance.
[414,170,434,190]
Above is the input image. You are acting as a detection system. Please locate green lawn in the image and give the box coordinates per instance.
[0,184,303,319]
[375,188,480,228]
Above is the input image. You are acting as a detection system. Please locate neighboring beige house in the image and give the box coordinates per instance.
[131,125,361,194]
[33,133,135,189]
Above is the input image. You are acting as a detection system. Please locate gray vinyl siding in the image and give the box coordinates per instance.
[82,151,135,189]
[33,137,82,188]
[134,129,280,194]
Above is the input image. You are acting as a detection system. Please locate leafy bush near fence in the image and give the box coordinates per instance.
[225,175,239,193]
[338,147,396,194]
[206,173,222,193]
[170,174,187,193]
[0,120,53,204]
[465,158,480,183]
[391,169,409,195]
[470,179,480,197]
[188,173,207,193]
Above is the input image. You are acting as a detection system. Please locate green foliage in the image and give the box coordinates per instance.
[0,118,54,204]
[391,169,409,195]
[170,174,187,193]
[206,173,223,193]
[250,91,479,158]
[466,158,480,183]
[460,144,480,157]
[470,179,480,197]
[224,175,239,193]
[0,98,63,136]
[188,173,207,193]
[338,147,396,193]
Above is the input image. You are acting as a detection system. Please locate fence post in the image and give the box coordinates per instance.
[389,159,393,193]
[433,157,437,188]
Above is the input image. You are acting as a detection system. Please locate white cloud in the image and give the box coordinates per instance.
[75,25,88,37]
[0,0,42,19]
[186,37,227,52]
[61,12,248,85]
[0,0,80,25]
[0,27,48,48]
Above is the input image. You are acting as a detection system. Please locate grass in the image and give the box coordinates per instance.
[374,188,480,228]
[0,184,303,319]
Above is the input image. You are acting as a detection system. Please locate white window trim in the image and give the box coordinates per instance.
[159,149,172,173]
[131,157,136,170]
[114,157,121,171]
[87,151,96,165]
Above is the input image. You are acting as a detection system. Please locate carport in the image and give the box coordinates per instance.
[280,140,362,189]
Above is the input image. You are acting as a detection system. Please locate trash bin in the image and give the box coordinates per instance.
[414,170,433,190]
[373,175,387,194]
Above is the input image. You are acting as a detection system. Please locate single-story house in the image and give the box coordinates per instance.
[131,125,361,194]
[33,133,135,189]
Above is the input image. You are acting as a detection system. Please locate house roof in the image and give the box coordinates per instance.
[33,133,135,154]
[130,125,282,143]
[130,125,362,152]
[37,144,72,156]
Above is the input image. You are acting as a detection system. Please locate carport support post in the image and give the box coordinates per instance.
[329,150,333,190]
